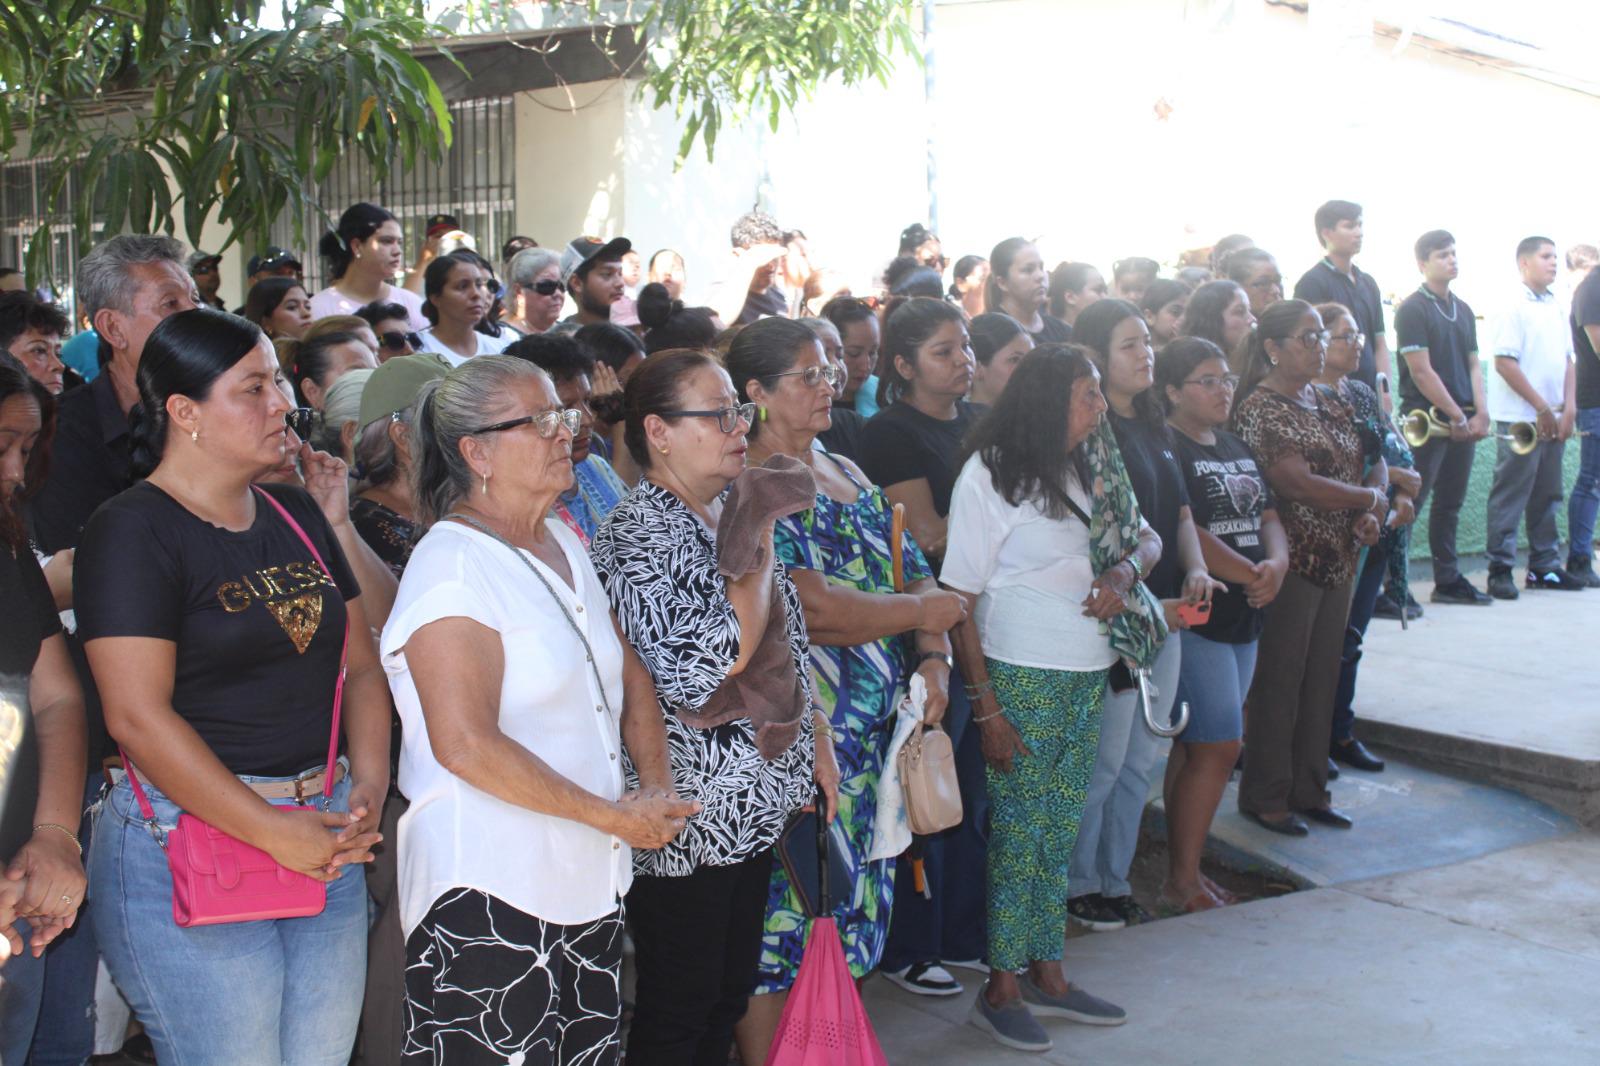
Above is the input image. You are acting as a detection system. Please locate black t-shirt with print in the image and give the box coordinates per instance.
[75,482,360,777]
[1108,410,1190,600]
[1171,430,1273,644]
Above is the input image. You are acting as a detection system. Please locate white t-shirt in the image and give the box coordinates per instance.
[309,284,429,331]
[382,518,631,933]
[416,326,515,367]
[941,452,1122,672]
[1488,285,1574,422]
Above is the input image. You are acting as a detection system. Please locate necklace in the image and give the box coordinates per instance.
[1421,285,1458,322]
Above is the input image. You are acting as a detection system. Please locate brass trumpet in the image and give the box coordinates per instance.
[1400,407,1453,448]
[1499,408,1592,456]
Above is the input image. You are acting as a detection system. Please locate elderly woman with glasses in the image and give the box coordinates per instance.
[1230,300,1388,837]
[591,349,830,1066]
[382,355,695,1064]
[503,247,567,336]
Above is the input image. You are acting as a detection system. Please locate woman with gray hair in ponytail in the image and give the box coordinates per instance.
[379,354,696,1064]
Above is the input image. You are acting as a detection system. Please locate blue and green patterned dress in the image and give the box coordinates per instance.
[753,452,931,993]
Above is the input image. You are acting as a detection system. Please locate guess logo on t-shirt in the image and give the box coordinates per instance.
[215,560,338,654]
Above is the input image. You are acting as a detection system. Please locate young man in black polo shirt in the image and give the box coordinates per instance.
[1293,200,1394,399]
[1565,263,1600,585]
[1393,230,1492,604]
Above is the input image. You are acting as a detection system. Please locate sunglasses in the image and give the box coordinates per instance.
[379,331,422,352]
[468,408,584,439]
[527,279,562,297]
[659,402,757,434]
[769,364,845,390]
[285,407,316,439]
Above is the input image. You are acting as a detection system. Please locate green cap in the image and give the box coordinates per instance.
[358,353,449,431]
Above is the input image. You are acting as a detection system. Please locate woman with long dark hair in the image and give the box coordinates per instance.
[967,312,1033,409]
[311,203,428,330]
[244,277,314,341]
[945,344,1153,1050]
[1179,279,1256,372]
[416,252,514,366]
[984,238,1071,347]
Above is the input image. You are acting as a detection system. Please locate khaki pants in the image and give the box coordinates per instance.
[1239,571,1352,814]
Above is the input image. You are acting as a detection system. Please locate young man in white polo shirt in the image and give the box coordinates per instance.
[1485,236,1583,597]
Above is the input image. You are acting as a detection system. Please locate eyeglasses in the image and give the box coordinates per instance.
[659,402,758,434]
[468,408,584,438]
[379,331,422,352]
[527,279,562,297]
[1183,373,1240,392]
[285,407,316,439]
[769,365,845,390]
[1329,331,1366,348]
[1293,330,1330,349]
[1245,277,1284,291]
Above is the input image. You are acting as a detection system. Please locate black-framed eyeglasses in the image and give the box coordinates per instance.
[468,408,584,439]
[285,407,316,439]
[1330,331,1366,348]
[1293,330,1330,349]
[769,364,844,390]
[1183,373,1240,392]
[659,402,757,434]
[379,331,422,352]
[528,279,562,297]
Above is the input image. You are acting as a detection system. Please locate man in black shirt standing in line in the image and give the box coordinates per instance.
[1293,200,1395,401]
[1566,264,1600,586]
[1393,230,1493,604]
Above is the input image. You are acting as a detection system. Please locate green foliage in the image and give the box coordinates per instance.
[0,0,455,287]
[590,0,919,164]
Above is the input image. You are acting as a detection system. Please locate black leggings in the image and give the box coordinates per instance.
[625,852,775,1066]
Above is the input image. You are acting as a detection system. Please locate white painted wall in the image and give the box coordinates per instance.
[506,0,1600,316]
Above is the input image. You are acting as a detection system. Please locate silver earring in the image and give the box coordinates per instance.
[482,471,490,495]
[191,426,199,442]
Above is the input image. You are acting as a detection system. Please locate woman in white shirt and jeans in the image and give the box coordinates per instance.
[380,355,696,1065]
[942,344,1158,1053]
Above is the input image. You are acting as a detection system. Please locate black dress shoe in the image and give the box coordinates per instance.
[1332,738,1385,772]
[1301,806,1354,829]
[1327,758,1340,780]
[1245,811,1310,836]
[1371,591,1404,620]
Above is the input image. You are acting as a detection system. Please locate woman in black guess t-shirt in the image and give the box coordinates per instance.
[75,310,389,1064]
[1158,338,1289,913]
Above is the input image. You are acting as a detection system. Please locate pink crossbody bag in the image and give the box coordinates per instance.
[119,487,349,927]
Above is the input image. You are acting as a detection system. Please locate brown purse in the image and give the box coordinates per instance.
[896,722,963,836]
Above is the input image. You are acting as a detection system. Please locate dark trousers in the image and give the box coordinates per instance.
[625,852,774,1066]
[1411,435,1477,585]
[1240,573,1352,814]
[1332,544,1388,746]
[1487,430,1566,571]
[353,792,409,1066]
[880,670,989,970]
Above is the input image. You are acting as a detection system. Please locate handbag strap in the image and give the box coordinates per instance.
[119,487,350,826]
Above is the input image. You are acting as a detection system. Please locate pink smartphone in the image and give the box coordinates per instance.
[1176,600,1212,626]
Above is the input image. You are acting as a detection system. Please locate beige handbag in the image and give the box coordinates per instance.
[896,723,963,836]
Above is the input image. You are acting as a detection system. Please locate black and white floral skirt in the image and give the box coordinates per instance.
[402,888,624,1066]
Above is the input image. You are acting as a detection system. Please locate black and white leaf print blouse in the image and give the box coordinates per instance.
[591,480,815,877]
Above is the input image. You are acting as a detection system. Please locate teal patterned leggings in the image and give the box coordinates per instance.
[985,659,1108,972]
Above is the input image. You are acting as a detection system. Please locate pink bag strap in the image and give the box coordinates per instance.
[119,487,350,826]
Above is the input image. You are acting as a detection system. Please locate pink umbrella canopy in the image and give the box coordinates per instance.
[763,917,890,1066]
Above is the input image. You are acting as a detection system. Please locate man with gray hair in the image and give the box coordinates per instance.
[33,233,195,550]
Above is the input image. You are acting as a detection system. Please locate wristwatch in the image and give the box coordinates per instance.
[1123,553,1145,581]
[916,651,953,670]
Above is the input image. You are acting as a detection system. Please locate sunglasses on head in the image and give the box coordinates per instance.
[380,331,422,352]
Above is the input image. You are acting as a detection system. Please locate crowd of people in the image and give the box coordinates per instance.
[0,195,1594,1063]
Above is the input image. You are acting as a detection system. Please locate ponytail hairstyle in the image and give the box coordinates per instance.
[409,355,548,526]
[885,257,944,298]
[421,250,482,327]
[1235,298,1314,412]
[242,277,305,336]
[878,296,965,407]
[725,317,822,439]
[983,237,1032,316]
[820,294,876,337]
[1072,297,1164,429]
[967,312,1026,367]
[1048,261,1099,319]
[948,254,987,302]
[280,330,365,407]
[1154,336,1227,414]
[318,202,396,281]
[129,309,265,476]
[637,281,719,354]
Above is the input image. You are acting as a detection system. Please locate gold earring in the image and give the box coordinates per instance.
[660,446,670,456]
[482,470,490,494]
[191,425,199,443]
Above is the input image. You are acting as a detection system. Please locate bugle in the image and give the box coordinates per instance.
[1499,407,1591,455]
[1400,406,1454,448]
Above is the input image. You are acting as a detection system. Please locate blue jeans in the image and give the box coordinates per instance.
[880,667,990,970]
[89,771,367,1066]
[1175,631,1256,744]
[1569,407,1600,564]
[1068,637,1180,900]
[0,773,103,1066]
[1333,544,1386,746]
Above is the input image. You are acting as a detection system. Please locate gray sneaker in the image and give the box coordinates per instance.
[969,991,1052,1053]
[1019,975,1128,1026]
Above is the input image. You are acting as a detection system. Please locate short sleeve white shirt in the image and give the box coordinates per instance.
[1488,285,1574,422]
[381,518,630,934]
[416,326,515,367]
[941,453,1120,672]
[309,283,429,331]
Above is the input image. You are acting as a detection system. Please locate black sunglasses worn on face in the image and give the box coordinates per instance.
[380,331,423,352]
[528,279,562,297]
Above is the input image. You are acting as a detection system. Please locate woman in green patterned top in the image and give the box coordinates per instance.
[724,318,968,1065]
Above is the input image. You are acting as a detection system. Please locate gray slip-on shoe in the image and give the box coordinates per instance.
[969,992,1052,1053]
[1019,975,1128,1026]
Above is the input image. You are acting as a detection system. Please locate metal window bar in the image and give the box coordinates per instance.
[270,95,516,295]
[0,158,106,322]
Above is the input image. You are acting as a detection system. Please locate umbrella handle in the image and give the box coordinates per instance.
[815,787,830,917]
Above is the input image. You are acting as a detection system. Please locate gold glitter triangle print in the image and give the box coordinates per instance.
[264,592,323,655]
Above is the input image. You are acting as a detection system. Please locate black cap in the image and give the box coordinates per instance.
[426,213,461,238]
[247,247,302,276]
